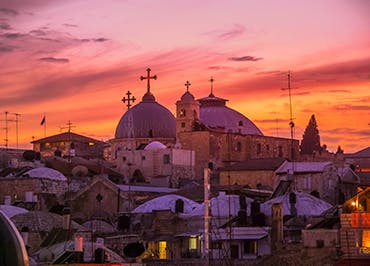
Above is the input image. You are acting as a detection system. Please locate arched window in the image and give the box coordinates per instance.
[236,142,242,152]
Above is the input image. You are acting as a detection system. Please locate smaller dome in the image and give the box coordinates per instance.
[0,205,28,218]
[144,141,167,151]
[181,91,195,102]
[23,167,67,181]
[261,192,332,216]
[133,195,200,214]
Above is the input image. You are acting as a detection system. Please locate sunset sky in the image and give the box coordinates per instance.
[0,0,369,153]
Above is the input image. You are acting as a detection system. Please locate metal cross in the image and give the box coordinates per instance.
[122,90,136,109]
[209,76,215,95]
[140,68,157,94]
[184,81,191,92]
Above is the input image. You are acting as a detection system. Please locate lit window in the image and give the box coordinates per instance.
[361,230,370,254]
[89,142,95,146]
[159,241,167,259]
[189,237,197,250]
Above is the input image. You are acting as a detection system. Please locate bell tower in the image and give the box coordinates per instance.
[176,81,200,134]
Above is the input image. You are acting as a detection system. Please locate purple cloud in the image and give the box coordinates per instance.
[0,8,18,16]
[229,55,262,62]
[38,57,69,63]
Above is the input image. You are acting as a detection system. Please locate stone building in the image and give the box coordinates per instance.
[219,157,286,189]
[111,70,299,181]
[0,167,68,210]
[275,161,340,204]
[114,140,195,188]
[340,187,370,258]
[69,175,177,222]
[31,132,106,159]
[175,89,299,179]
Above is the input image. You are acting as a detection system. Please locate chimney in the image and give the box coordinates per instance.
[62,207,71,230]
[271,202,283,250]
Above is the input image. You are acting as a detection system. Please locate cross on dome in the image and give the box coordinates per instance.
[140,68,157,95]
[122,90,136,110]
[184,80,191,92]
[209,76,215,96]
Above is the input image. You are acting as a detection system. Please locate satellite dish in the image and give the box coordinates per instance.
[123,242,145,258]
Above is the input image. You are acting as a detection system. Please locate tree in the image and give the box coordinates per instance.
[300,114,321,155]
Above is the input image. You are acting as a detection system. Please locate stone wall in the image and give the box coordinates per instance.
[219,170,277,189]
[0,178,67,205]
[302,229,339,248]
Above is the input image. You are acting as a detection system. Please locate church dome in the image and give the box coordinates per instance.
[198,93,263,135]
[115,93,176,139]
[180,91,195,102]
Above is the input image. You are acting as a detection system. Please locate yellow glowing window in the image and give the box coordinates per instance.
[362,230,370,254]
[89,142,95,146]
[189,237,197,250]
[159,241,167,259]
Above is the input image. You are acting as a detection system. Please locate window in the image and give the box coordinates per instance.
[159,241,167,259]
[236,142,242,152]
[141,156,146,161]
[181,122,186,128]
[278,146,283,157]
[189,237,197,250]
[180,109,186,117]
[304,175,311,190]
[123,156,126,162]
[239,121,243,127]
[163,154,170,164]
[243,240,257,255]
[211,241,222,249]
[361,230,370,254]
[257,143,261,154]
[266,144,270,151]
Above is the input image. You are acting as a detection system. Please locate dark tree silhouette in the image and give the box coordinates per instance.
[300,114,321,155]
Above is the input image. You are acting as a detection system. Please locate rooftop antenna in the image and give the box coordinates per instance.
[281,71,297,161]
[59,120,75,133]
[1,111,17,149]
[11,113,21,149]
[281,71,297,190]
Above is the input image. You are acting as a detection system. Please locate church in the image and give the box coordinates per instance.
[111,68,299,183]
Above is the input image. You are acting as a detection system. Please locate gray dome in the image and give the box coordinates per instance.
[115,94,176,139]
[181,91,195,102]
[198,94,263,135]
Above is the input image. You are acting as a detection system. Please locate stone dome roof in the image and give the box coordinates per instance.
[261,192,332,216]
[180,91,195,102]
[144,141,167,151]
[198,93,263,135]
[0,205,28,218]
[23,167,67,181]
[132,195,200,214]
[115,93,176,139]
[189,192,253,217]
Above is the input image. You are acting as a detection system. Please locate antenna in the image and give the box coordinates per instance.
[59,120,76,133]
[281,71,297,161]
[1,111,18,149]
[11,113,21,149]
